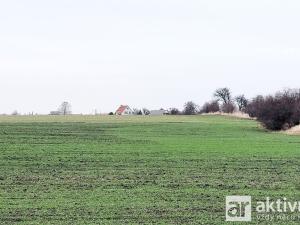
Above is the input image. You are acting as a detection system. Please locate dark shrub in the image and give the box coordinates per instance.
[183,101,198,115]
[108,112,114,115]
[169,108,180,115]
[245,95,264,117]
[221,102,236,113]
[200,101,220,113]
[247,89,300,130]
[142,108,150,115]
[133,108,143,115]
[291,101,300,125]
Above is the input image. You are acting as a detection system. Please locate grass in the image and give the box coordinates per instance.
[0,115,300,224]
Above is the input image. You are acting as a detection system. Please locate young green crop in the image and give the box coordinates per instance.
[0,115,299,224]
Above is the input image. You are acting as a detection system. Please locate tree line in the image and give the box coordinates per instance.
[174,88,300,131]
[172,88,246,115]
[8,88,300,131]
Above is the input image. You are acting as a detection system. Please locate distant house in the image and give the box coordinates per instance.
[115,105,133,115]
[150,109,169,116]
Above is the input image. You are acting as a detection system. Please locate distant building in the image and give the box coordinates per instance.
[49,111,61,115]
[150,109,169,116]
[115,105,133,115]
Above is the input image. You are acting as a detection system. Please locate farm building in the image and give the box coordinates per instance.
[115,105,134,115]
[49,111,61,115]
[150,109,169,115]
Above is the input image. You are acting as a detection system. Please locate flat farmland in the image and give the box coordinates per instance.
[0,115,300,224]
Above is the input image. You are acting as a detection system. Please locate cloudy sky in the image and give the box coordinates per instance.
[1,0,300,114]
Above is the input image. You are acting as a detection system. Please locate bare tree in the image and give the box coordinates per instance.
[214,88,232,104]
[58,102,72,115]
[235,95,248,112]
[183,101,198,115]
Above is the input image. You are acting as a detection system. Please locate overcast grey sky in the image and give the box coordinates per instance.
[1,0,300,114]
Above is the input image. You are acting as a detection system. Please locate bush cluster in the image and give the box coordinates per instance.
[200,101,220,113]
[246,89,300,130]
[169,108,180,115]
[221,102,235,113]
[177,88,300,131]
[183,101,198,115]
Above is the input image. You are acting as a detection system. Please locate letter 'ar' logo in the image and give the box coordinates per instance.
[226,196,252,222]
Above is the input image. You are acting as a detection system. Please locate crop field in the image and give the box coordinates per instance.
[0,115,300,224]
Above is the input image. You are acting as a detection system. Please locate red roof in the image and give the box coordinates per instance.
[115,105,128,114]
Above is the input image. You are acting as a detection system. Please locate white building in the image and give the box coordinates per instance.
[115,105,134,115]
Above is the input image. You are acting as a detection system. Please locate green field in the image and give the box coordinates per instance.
[0,115,300,224]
